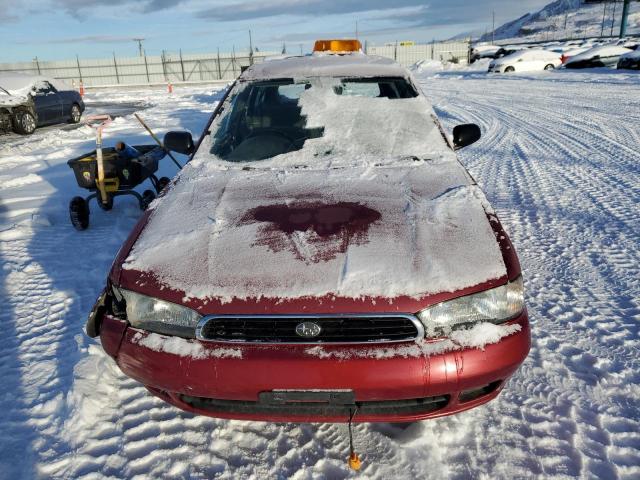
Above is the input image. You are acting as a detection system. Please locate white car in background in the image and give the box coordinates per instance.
[488,49,562,73]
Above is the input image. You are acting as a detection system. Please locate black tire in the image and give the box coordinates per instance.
[69,196,89,230]
[544,64,555,71]
[69,103,82,124]
[504,66,515,73]
[156,176,170,193]
[13,110,37,135]
[97,195,113,211]
[141,190,156,210]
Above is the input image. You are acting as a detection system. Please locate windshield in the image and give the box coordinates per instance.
[209,77,428,163]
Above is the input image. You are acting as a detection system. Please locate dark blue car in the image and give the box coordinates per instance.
[0,74,85,135]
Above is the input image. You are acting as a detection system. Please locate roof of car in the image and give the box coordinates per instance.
[240,53,409,81]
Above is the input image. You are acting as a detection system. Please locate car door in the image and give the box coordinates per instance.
[32,81,63,125]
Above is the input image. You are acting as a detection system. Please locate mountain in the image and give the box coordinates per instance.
[479,0,640,43]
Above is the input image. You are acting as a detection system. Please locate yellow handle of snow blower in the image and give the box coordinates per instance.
[85,115,113,204]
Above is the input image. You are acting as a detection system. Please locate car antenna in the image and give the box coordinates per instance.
[347,407,362,471]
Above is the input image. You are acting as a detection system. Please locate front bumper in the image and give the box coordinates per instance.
[100,312,530,423]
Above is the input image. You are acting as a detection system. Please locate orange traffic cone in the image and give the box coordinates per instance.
[79,80,85,97]
[167,82,173,94]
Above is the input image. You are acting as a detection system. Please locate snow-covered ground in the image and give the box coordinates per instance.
[1,66,639,478]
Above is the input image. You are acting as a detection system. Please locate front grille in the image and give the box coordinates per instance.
[196,314,423,344]
[178,393,450,417]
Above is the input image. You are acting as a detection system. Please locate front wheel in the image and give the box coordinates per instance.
[69,196,89,230]
[14,111,37,135]
[141,190,156,210]
[69,103,82,123]
[156,176,170,193]
[544,64,555,71]
[504,66,515,73]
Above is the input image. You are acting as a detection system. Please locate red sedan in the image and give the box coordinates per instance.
[87,40,530,423]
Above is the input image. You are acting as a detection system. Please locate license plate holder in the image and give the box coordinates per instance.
[259,390,355,406]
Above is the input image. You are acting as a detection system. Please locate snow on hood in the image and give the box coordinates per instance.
[565,45,632,64]
[123,160,506,303]
[0,92,29,108]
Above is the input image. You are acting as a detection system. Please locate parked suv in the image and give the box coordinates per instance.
[0,73,84,135]
[87,40,530,423]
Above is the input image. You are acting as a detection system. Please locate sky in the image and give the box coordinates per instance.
[0,0,553,62]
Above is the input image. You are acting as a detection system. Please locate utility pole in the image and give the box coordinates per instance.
[601,2,607,37]
[299,44,303,55]
[620,0,631,38]
[248,29,254,65]
[356,20,359,39]
[133,38,145,57]
[611,0,618,37]
[492,10,495,44]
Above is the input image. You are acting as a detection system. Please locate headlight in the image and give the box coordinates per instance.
[115,288,201,338]
[417,276,524,338]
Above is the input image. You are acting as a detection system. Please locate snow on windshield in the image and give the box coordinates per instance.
[202,77,452,168]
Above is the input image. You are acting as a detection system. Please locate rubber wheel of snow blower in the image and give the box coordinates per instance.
[156,176,170,193]
[69,196,89,230]
[141,190,156,210]
[97,195,113,211]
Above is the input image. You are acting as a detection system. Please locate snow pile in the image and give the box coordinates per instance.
[132,331,242,359]
[306,322,521,360]
[409,60,446,73]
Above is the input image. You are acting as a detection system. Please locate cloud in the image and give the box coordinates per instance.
[197,0,550,25]
[0,0,18,23]
[198,0,429,22]
[17,35,142,45]
[53,0,184,17]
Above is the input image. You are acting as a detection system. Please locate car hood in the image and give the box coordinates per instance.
[0,93,29,108]
[121,158,507,305]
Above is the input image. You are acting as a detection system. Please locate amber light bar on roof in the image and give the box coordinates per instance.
[313,39,362,53]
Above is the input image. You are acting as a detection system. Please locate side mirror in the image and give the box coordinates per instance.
[452,123,481,150]
[164,131,194,155]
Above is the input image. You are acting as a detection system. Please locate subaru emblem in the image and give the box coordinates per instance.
[295,321,322,338]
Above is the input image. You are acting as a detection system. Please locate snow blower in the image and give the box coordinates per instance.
[67,114,170,230]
